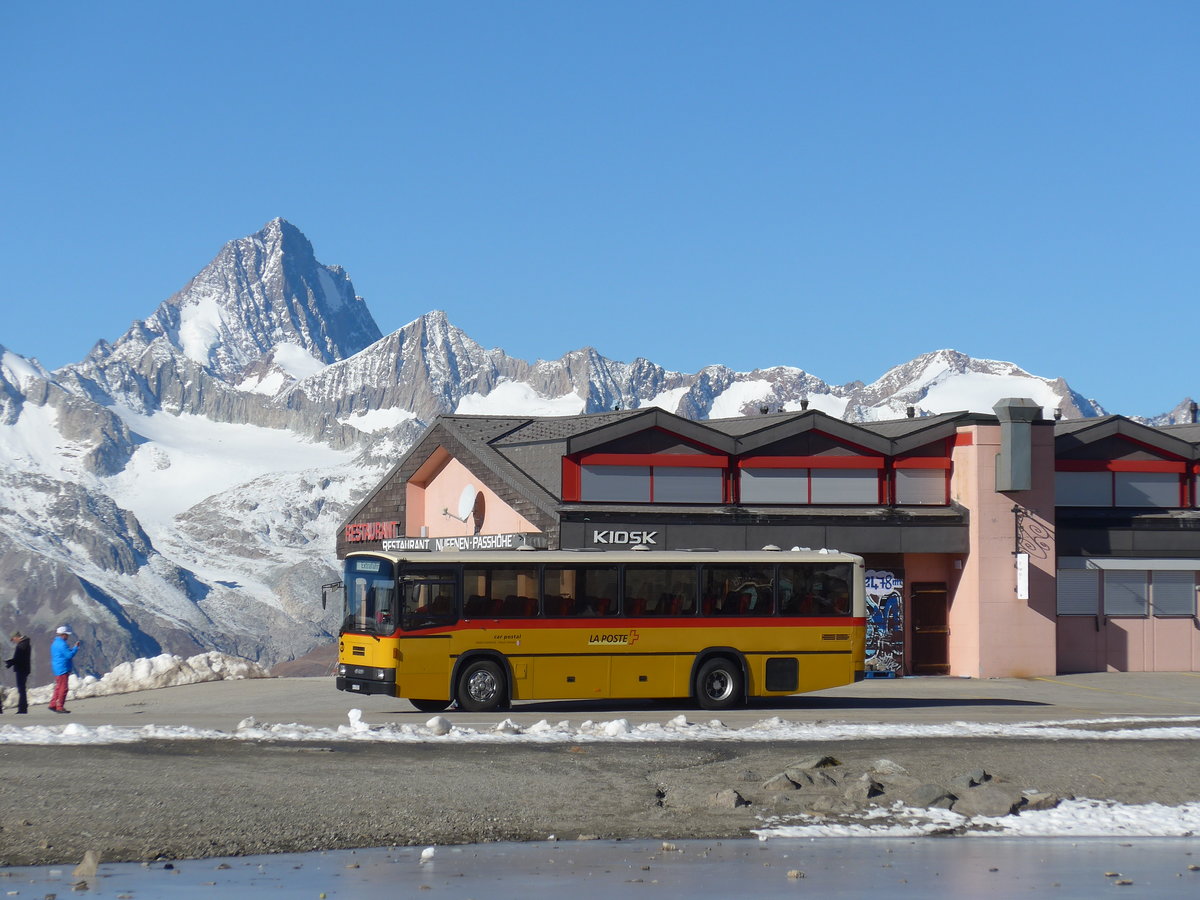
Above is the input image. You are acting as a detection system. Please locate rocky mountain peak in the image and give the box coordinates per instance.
[81,220,382,387]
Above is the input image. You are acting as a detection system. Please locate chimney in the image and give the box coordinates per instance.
[759,404,769,415]
[1191,401,1198,424]
[906,406,915,418]
[993,398,1041,492]
[800,398,809,411]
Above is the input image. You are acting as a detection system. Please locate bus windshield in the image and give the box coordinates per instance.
[343,557,397,635]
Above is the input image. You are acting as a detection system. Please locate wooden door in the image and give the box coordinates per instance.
[910,582,950,675]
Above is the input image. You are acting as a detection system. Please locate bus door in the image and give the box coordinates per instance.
[398,571,458,699]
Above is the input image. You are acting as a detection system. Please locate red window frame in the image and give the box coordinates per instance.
[1055,460,1189,508]
[565,453,732,503]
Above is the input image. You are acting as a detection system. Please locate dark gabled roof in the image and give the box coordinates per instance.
[1055,415,1198,460]
[564,407,738,455]
[1159,422,1200,447]
[856,410,990,454]
[724,409,892,454]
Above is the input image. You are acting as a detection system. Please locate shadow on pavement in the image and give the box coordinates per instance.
[369,695,1049,716]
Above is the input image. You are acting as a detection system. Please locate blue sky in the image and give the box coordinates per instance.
[1,1,1195,417]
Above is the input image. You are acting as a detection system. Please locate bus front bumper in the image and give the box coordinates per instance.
[336,676,396,695]
[335,664,397,696]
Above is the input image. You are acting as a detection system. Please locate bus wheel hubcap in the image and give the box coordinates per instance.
[705,672,732,701]
[468,670,498,702]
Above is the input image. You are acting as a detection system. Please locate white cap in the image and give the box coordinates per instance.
[56,625,71,635]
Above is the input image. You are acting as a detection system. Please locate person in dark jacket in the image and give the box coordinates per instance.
[5,631,32,714]
[49,626,81,713]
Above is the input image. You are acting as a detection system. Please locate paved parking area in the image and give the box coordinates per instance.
[33,670,1200,733]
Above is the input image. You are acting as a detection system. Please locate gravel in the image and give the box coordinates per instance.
[1,736,1197,867]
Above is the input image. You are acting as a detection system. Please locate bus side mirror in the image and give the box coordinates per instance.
[322,581,343,611]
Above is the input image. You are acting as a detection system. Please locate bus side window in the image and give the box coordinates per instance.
[464,595,486,617]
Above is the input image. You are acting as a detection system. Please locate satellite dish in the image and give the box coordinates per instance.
[456,485,479,521]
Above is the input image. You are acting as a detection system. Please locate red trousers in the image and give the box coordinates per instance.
[50,673,70,710]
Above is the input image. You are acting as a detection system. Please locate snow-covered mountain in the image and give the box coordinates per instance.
[0,219,1189,678]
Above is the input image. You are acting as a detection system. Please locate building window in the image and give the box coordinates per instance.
[579,464,722,503]
[740,468,808,504]
[894,468,946,505]
[1056,568,1099,615]
[1057,467,1186,508]
[652,467,723,503]
[810,469,879,504]
[1103,570,1148,616]
[740,465,894,504]
[1055,471,1111,506]
[1114,472,1179,507]
[1151,571,1197,617]
[580,465,650,502]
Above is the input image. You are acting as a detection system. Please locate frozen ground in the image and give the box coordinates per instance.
[3,838,1199,900]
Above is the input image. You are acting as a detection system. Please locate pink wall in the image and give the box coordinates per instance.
[950,424,1058,677]
[406,455,540,538]
[1058,613,1200,673]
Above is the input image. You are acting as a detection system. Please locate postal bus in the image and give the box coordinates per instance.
[330,547,866,712]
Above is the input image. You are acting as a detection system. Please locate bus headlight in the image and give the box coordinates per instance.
[337,664,348,676]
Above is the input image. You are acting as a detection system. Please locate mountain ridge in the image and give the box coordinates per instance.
[0,219,1193,680]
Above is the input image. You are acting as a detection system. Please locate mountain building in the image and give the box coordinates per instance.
[340,401,1200,676]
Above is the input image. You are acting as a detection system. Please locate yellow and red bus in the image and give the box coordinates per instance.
[331,547,865,712]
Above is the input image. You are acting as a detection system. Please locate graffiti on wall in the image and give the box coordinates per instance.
[865,569,904,673]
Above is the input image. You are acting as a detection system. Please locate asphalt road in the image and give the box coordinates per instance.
[13,670,1200,732]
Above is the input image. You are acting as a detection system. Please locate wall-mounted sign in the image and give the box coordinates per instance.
[1015,552,1030,600]
[377,532,548,552]
[345,520,401,542]
[587,528,659,548]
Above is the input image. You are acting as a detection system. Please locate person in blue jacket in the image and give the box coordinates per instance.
[49,625,82,713]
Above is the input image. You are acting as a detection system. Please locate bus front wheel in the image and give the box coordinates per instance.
[695,657,744,711]
[410,698,451,713]
[457,659,506,712]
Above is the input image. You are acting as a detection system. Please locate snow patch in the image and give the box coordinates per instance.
[317,267,344,312]
[104,407,355,534]
[272,342,328,380]
[455,381,585,416]
[709,380,774,418]
[1,349,50,387]
[177,292,226,366]
[641,386,690,413]
[919,372,1063,416]
[339,407,419,433]
[755,799,1200,838]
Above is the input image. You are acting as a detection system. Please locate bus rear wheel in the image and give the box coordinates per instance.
[695,657,744,711]
[409,698,451,713]
[457,659,506,712]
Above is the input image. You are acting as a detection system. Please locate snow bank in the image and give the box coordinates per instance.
[1,651,268,709]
